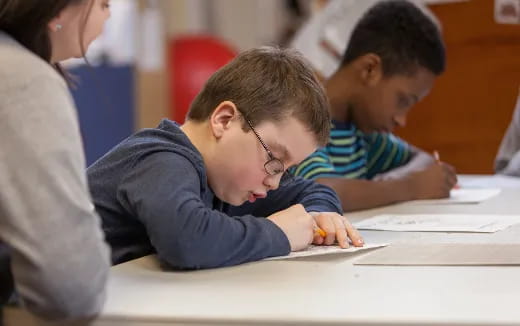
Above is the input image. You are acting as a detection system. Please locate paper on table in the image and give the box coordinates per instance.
[354,243,520,266]
[266,243,387,260]
[409,188,501,205]
[354,214,520,233]
[459,175,520,189]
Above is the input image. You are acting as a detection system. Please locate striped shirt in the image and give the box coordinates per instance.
[293,121,412,180]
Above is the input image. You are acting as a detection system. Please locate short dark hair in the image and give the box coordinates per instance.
[341,0,445,76]
[187,46,331,146]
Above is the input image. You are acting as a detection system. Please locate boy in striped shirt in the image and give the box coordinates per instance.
[293,0,457,211]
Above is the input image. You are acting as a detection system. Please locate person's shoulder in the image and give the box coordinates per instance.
[128,120,206,169]
[0,33,64,92]
[134,120,193,152]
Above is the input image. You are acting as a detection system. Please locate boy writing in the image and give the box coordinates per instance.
[292,0,458,211]
[87,47,363,269]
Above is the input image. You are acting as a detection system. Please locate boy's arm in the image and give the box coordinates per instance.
[291,136,456,211]
[366,133,436,180]
[288,145,415,211]
[228,176,343,217]
[117,153,290,269]
[372,145,434,181]
[229,177,365,248]
[317,161,457,212]
[316,177,413,212]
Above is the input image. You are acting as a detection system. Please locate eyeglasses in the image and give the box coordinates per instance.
[243,118,294,187]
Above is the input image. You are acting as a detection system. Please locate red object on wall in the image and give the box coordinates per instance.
[169,35,237,123]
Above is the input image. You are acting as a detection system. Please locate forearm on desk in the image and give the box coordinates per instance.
[374,147,434,181]
[316,177,414,212]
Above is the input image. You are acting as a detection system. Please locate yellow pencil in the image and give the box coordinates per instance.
[434,150,460,189]
[314,227,326,237]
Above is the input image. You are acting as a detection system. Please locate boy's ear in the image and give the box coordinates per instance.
[358,53,383,87]
[209,101,239,139]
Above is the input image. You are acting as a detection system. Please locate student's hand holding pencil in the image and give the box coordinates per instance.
[407,154,457,199]
[267,204,315,251]
[434,151,460,189]
[267,205,364,251]
[309,212,364,249]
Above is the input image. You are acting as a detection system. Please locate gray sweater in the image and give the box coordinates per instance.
[0,32,110,320]
[496,93,520,177]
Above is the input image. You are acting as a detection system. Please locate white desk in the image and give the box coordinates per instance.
[458,174,520,189]
[6,177,520,326]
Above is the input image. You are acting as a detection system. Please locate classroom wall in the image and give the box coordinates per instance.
[137,0,299,129]
[394,0,520,174]
[135,0,169,130]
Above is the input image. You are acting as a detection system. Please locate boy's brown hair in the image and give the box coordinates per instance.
[186,46,331,146]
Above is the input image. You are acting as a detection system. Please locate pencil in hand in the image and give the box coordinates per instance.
[433,150,460,189]
[314,227,326,238]
[433,150,440,164]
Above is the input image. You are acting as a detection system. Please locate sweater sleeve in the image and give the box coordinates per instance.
[116,152,290,269]
[0,74,110,320]
[228,176,343,217]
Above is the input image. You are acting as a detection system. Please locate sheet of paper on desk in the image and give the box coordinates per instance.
[354,243,520,266]
[354,214,520,233]
[409,188,501,205]
[266,243,388,260]
[459,175,520,189]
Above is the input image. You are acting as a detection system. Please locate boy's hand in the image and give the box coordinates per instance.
[267,204,314,251]
[407,162,457,199]
[310,212,364,249]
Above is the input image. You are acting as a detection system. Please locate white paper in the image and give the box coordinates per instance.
[354,214,520,233]
[409,188,501,205]
[458,175,520,189]
[266,243,387,260]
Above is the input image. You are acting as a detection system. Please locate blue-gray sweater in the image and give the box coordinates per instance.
[87,119,342,269]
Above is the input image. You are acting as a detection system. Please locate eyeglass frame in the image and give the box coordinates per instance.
[242,118,294,186]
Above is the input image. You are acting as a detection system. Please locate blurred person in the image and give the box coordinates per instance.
[291,0,458,211]
[495,90,520,177]
[0,0,111,321]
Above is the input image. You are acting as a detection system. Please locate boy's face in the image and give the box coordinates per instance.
[351,66,436,134]
[206,103,317,206]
